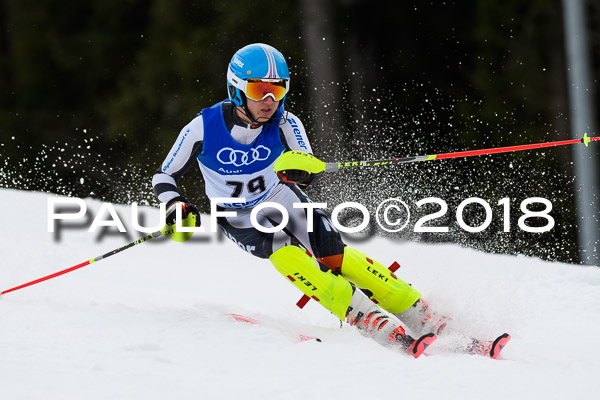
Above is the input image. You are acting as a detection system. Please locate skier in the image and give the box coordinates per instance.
[152,43,507,358]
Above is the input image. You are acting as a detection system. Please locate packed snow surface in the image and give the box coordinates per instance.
[1,189,599,399]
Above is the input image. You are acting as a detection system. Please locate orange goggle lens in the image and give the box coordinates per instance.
[245,79,288,101]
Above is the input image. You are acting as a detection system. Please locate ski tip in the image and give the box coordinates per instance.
[407,333,437,358]
[229,313,261,325]
[490,333,511,359]
[298,334,322,343]
[230,313,322,343]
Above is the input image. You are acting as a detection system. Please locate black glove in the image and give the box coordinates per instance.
[277,169,322,187]
[273,151,326,188]
[165,196,200,227]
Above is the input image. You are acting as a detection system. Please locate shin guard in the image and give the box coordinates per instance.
[340,247,421,314]
[270,246,353,320]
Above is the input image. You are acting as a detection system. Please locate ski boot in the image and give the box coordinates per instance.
[395,298,455,336]
[398,299,511,359]
[346,288,436,358]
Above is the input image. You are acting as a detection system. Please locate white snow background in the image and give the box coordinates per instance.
[1,188,599,400]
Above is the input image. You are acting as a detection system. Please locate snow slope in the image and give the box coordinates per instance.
[1,188,599,400]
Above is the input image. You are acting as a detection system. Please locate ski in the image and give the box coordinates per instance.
[230,313,438,358]
[229,313,322,343]
[405,332,437,358]
[467,333,511,359]
[229,309,507,359]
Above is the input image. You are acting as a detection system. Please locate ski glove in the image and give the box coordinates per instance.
[164,196,200,227]
[273,151,326,187]
[161,196,201,243]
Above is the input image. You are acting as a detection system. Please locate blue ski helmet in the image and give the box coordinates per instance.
[227,43,290,112]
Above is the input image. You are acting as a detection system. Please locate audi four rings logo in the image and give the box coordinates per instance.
[217,146,271,166]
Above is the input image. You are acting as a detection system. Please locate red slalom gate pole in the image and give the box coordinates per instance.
[1,230,162,297]
[325,133,599,172]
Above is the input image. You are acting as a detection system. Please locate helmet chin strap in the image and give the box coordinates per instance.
[235,103,262,127]
[237,97,287,127]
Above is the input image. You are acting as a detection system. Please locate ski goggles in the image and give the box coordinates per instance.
[244,79,289,102]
